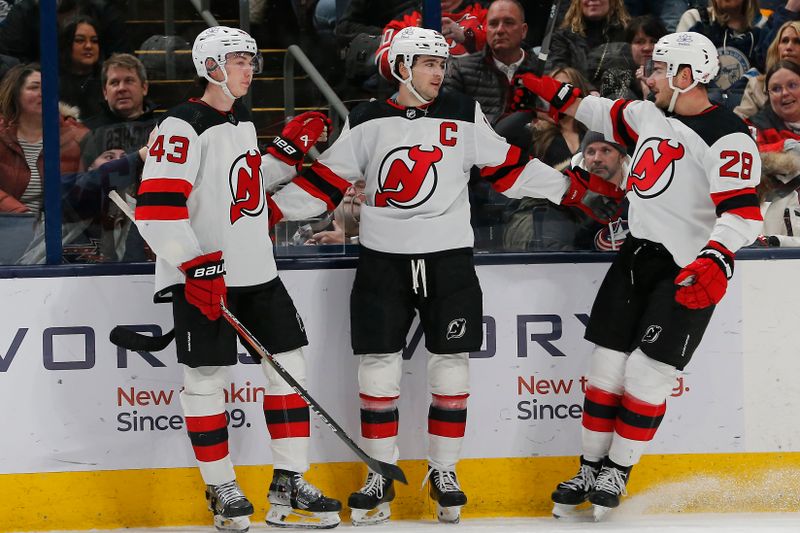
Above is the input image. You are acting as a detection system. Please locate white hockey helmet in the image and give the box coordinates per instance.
[387,27,449,104]
[652,31,719,85]
[192,26,261,98]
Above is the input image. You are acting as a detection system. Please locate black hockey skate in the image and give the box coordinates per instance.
[551,456,602,520]
[424,466,468,524]
[206,480,254,532]
[588,459,632,521]
[266,469,341,529]
[348,471,395,526]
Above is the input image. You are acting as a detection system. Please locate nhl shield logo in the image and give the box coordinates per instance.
[446,318,467,340]
[406,108,417,119]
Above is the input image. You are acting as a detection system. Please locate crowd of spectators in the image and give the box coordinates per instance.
[1,0,800,265]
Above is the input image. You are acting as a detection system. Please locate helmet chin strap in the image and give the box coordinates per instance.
[402,70,433,105]
[206,66,237,101]
[666,76,699,113]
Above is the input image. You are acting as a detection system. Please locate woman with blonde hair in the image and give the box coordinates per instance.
[546,0,631,88]
[736,19,800,118]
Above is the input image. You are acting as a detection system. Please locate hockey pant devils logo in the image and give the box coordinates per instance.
[628,138,685,198]
[230,150,265,224]
[375,145,443,208]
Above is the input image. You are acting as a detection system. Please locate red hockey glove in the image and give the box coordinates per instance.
[560,167,625,224]
[179,251,227,321]
[511,73,582,121]
[674,241,734,309]
[267,111,333,167]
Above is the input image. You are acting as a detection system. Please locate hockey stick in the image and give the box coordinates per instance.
[107,190,408,484]
[221,303,408,484]
[106,190,177,352]
[535,0,563,76]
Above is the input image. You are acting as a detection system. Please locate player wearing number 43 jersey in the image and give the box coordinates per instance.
[513,32,762,521]
[135,26,340,531]
[267,26,622,526]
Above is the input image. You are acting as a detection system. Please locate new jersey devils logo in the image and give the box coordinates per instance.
[627,138,686,198]
[375,145,443,208]
[230,150,265,224]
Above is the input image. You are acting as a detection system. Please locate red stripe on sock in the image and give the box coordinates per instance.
[428,419,466,438]
[585,386,622,407]
[621,394,666,417]
[263,393,309,411]
[361,421,399,439]
[267,420,310,439]
[614,419,659,441]
[193,441,229,462]
[582,413,615,432]
[185,413,227,432]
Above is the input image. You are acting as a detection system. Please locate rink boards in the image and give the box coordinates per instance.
[1,259,800,530]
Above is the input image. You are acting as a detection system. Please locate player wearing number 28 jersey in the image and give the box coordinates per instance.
[514,32,762,520]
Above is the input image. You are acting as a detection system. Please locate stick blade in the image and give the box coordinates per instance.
[109,327,175,352]
[369,459,407,485]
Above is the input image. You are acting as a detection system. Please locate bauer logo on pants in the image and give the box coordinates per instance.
[446,318,467,340]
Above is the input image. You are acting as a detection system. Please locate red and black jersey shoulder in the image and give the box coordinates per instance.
[157,98,253,134]
[674,105,751,147]
[348,90,476,129]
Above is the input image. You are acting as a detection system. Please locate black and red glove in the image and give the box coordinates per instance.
[511,73,582,121]
[267,111,333,168]
[560,167,625,224]
[674,241,734,309]
[179,251,227,321]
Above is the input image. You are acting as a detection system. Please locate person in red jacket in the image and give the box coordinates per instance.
[375,0,488,80]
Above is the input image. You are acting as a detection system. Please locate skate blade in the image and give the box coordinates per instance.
[266,505,340,529]
[436,504,462,524]
[214,514,250,532]
[592,504,613,522]
[350,502,391,526]
[552,503,593,521]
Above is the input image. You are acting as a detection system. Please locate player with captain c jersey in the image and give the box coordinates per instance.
[268,26,623,526]
[513,31,763,520]
[134,26,341,531]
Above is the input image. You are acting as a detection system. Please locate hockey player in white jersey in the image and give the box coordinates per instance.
[513,32,763,520]
[267,26,624,526]
[134,26,341,531]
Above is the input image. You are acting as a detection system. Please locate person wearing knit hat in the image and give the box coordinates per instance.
[574,131,628,190]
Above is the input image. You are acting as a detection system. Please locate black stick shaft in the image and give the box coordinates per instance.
[535,0,563,76]
[220,303,408,484]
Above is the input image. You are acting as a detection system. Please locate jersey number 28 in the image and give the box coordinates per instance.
[719,150,753,180]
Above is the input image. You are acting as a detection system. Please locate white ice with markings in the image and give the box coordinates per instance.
[29,513,800,533]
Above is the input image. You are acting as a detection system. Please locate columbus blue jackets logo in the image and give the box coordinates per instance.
[627,137,685,198]
[375,145,442,208]
[446,318,467,340]
[229,149,265,224]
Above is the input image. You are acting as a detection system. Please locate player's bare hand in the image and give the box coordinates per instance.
[310,220,345,245]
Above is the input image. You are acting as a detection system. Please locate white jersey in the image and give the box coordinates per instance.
[576,95,763,266]
[135,99,295,298]
[271,91,570,255]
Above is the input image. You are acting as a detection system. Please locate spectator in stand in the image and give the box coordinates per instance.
[0,0,130,64]
[748,59,800,149]
[80,53,159,167]
[306,179,367,245]
[736,20,800,118]
[503,131,627,251]
[545,0,631,90]
[0,63,87,214]
[623,0,689,32]
[518,0,570,48]
[627,15,668,99]
[444,0,535,138]
[531,67,592,169]
[335,0,418,48]
[58,17,105,120]
[376,1,489,82]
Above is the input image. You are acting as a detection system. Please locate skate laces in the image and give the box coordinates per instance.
[594,467,628,496]
[422,468,461,493]
[561,464,598,492]
[215,480,246,505]
[359,472,386,498]
[293,473,323,500]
